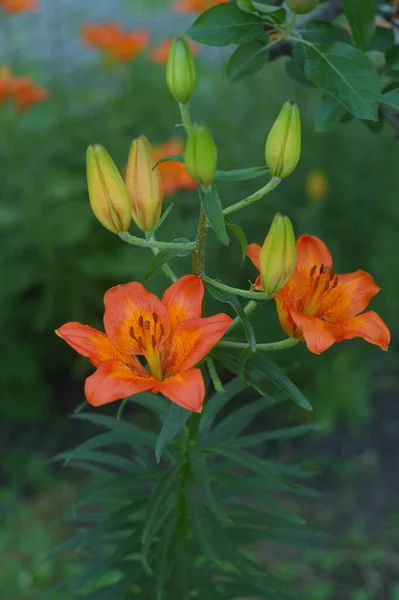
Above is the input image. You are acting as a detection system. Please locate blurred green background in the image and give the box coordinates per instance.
[1,0,399,598]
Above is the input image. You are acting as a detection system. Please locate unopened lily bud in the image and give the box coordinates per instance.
[286,0,318,14]
[185,123,217,186]
[86,144,131,234]
[166,37,197,104]
[126,135,164,232]
[259,213,296,295]
[265,101,301,179]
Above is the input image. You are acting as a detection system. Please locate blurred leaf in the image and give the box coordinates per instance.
[381,89,399,110]
[205,284,256,351]
[303,20,352,45]
[226,222,248,264]
[387,45,399,73]
[237,346,254,384]
[153,154,184,168]
[303,41,381,120]
[227,40,268,82]
[204,397,271,445]
[155,403,191,462]
[314,93,347,132]
[190,448,230,522]
[156,514,177,600]
[215,165,270,181]
[187,3,263,47]
[200,184,229,245]
[342,0,375,51]
[371,26,395,52]
[200,376,250,434]
[142,465,180,546]
[145,238,193,281]
[149,202,174,237]
[235,423,321,446]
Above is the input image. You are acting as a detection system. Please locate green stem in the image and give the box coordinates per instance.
[192,206,208,276]
[285,13,297,37]
[146,233,177,282]
[218,338,299,351]
[203,275,272,300]
[179,102,192,133]
[206,356,224,393]
[223,176,281,216]
[227,300,258,333]
[118,231,194,252]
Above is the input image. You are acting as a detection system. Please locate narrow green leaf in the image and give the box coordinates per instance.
[210,444,283,481]
[153,154,184,169]
[128,392,169,419]
[71,411,157,443]
[200,376,250,435]
[303,41,381,121]
[215,165,270,181]
[142,465,180,545]
[381,89,399,111]
[200,184,229,246]
[59,431,143,466]
[156,514,177,600]
[205,283,256,351]
[227,222,248,264]
[235,423,321,446]
[187,3,263,47]
[205,397,270,445]
[227,40,268,82]
[149,202,174,237]
[190,448,230,522]
[343,0,375,51]
[54,450,137,472]
[185,485,225,563]
[237,346,254,384]
[155,403,191,462]
[314,92,347,132]
[145,238,192,281]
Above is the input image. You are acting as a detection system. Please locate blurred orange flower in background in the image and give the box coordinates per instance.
[153,139,197,196]
[173,0,228,13]
[82,22,149,62]
[0,0,38,13]
[0,67,47,111]
[150,38,198,65]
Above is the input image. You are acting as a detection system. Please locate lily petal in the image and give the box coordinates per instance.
[164,314,232,375]
[290,309,336,354]
[335,311,390,351]
[274,295,300,339]
[103,282,170,355]
[318,270,380,322]
[162,274,204,333]
[84,360,155,406]
[296,235,332,275]
[153,367,204,412]
[247,243,261,271]
[56,322,119,367]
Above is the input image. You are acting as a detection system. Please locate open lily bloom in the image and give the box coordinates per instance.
[56,275,231,411]
[153,139,197,196]
[173,0,228,13]
[82,23,148,62]
[248,234,390,355]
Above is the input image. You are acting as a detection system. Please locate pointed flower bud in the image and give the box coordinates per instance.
[166,37,197,104]
[265,101,301,179]
[185,123,217,186]
[86,144,131,234]
[286,0,318,14]
[259,213,296,295]
[126,135,164,232]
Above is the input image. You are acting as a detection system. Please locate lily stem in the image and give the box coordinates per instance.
[145,232,177,282]
[179,102,192,133]
[223,176,281,216]
[118,231,194,252]
[218,338,299,351]
[203,275,272,301]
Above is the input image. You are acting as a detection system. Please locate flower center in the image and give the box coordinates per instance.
[129,312,165,381]
[304,264,339,317]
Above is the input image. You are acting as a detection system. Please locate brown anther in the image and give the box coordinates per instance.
[310,265,317,278]
[129,326,136,340]
[152,312,158,324]
[323,281,330,294]
[332,276,339,289]
[329,269,335,282]
[143,320,151,329]
[313,275,321,290]
[160,324,165,337]
[152,334,156,348]
[138,336,145,349]
[138,315,144,328]
[320,264,325,275]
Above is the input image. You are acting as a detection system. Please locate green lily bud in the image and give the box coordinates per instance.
[166,37,197,104]
[286,0,319,14]
[265,101,301,179]
[126,135,164,232]
[86,144,131,234]
[185,123,217,186]
[259,213,296,295]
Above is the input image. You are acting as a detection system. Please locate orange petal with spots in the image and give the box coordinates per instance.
[84,360,155,406]
[103,282,170,355]
[162,274,204,333]
[55,322,119,367]
[164,314,232,376]
[317,269,380,322]
[289,309,336,354]
[296,234,332,275]
[334,311,390,351]
[274,294,299,339]
[153,367,204,412]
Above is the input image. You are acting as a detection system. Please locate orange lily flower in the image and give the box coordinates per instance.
[0,0,38,13]
[8,76,48,111]
[82,22,148,62]
[0,66,11,103]
[173,0,229,13]
[153,139,197,196]
[150,39,198,65]
[56,275,232,411]
[247,234,390,355]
